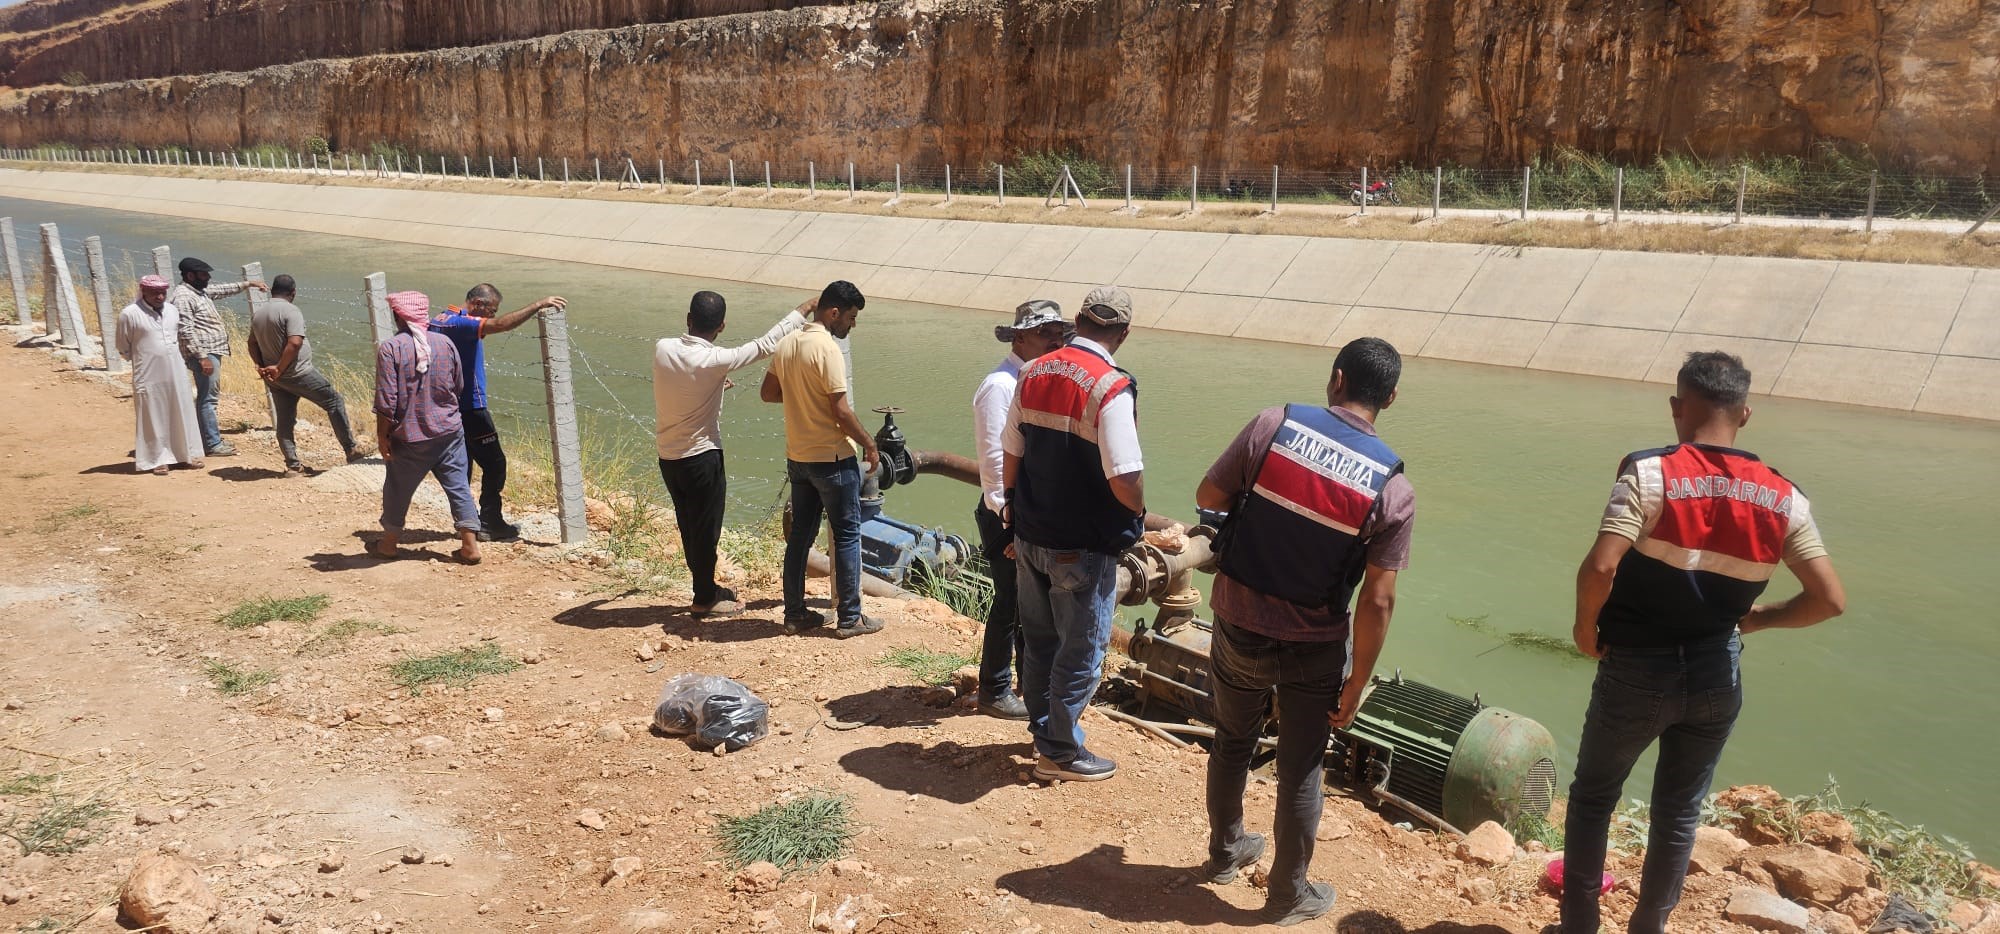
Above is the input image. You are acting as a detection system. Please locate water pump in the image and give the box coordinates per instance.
[872,405,916,488]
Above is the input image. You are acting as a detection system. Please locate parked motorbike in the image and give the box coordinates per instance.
[1348,179,1400,206]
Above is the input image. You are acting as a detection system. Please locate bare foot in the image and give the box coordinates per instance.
[453,548,483,565]
[368,541,399,559]
[151,466,170,476]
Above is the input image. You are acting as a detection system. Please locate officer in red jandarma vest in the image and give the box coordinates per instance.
[1562,350,1848,934]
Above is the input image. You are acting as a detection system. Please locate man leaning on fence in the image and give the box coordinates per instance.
[171,256,266,458]
[653,290,810,617]
[248,274,368,476]
[372,291,481,565]
[431,283,567,542]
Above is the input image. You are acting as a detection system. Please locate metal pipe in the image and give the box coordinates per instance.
[1098,708,1192,748]
[905,449,1182,532]
[806,549,913,599]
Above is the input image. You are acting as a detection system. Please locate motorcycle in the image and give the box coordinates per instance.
[1348,178,1400,207]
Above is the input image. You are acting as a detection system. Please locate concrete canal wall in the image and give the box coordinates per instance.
[2,168,1995,421]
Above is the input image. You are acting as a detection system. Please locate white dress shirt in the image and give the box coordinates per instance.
[972,352,1026,514]
[1000,336,1143,480]
[653,310,804,460]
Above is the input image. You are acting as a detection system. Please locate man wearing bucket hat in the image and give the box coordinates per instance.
[1001,286,1144,782]
[970,299,1073,720]
[171,256,266,457]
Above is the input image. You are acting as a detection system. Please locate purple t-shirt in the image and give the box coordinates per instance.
[373,331,464,444]
[1204,405,1416,642]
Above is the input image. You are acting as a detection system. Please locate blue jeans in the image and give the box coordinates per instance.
[783,458,863,625]
[184,353,223,450]
[1206,619,1348,905]
[379,431,479,533]
[1015,540,1119,763]
[1562,635,1743,934]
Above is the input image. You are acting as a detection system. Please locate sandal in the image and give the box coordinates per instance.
[367,542,399,560]
[151,466,170,476]
[452,550,483,566]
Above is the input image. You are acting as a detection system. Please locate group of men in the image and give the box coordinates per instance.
[117,261,1852,932]
[114,267,562,556]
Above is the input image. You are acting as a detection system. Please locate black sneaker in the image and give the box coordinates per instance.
[476,519,521,543]
[1203,832,1266,884]
[782,610,828,635]
[206,442,238,457]
[831,615,884,639]
[977,692,1029,720]
[1032,750,1117,782]
[1261,881,1337,927]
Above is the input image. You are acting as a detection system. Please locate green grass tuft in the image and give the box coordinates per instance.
[0,772,59,797]
[0,792,109,856]
[219,593,330,630]
[717,793,858,872]
[202,659,277,695]
[877,647,976,687]
[388,644,521,694]
[296,618,403,657]
[36,502,102,533]
[908,558,996,622]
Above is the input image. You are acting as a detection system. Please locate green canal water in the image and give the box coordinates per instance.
[8,196,1997,857]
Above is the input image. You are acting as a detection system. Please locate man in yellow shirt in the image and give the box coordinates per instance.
[760,281,882,638]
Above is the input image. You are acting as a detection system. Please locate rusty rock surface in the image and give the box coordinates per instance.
[1,0,1996,172]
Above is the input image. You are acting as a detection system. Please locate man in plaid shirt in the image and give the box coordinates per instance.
[172,256,266,457]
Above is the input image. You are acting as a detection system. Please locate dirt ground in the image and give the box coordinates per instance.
[0,336,1773,933]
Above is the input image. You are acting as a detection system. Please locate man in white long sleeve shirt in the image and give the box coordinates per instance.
[970,300,1072,719]
[654,291,810,616]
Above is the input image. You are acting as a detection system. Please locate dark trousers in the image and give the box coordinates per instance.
[460,407,507,526]
[783,457,863,625]
[974,502,1022,699]
[1562,635,1742,934]
[268,367,357,467]
[660,450,728,606]
[1206,618,1349,906]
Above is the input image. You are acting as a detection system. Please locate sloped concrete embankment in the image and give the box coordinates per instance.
[1,168,1993,421]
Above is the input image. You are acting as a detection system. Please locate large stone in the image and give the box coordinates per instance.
[1724,887,1812,933]
[1760,844,1871,904]
[1690,825,1751,875]
[732,861,781,894]
[119,854,220,934]
[1455,821,1515,867]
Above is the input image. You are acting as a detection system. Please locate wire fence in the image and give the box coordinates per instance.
[7,144,1997,231]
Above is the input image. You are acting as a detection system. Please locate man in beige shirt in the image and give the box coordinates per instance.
[760,281,881,639]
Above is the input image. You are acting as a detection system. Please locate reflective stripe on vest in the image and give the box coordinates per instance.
[1217,405,1400,609]
[1012,344,1142,553]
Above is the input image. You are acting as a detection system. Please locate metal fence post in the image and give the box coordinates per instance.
[1432,166,1443,219]
[997,164,1005,205]
[363,272,393,346]
[537,302,588,544]
[945,164,953,203]
[538,157,546,182]
[151,245,172,280]
[0,219,28,327]
[1125,163,1134,212]
[39,224,88,351]
[1864,171,1879,234]
[1520,165,1532,220]
[461,154,469,177]
[1613,167,1624,223]
[1358,166,1369,216]
[1734,164,1748,224]
[83,236,124,372]
[395,153,403,176]
[1270,165,1279,213]
[416,154,423,177]
[563,157,570,185]
[764,161,772,194]
[848,161,855,198]
[513,156,520,179]
[488,155,495,178]
[594,157,601,184]
[692,159,700,190]
[809,161,816,196]
[242,261,279,428]
[891,164,902,204]
[1190,165,1199,213]
[728,159,737,192]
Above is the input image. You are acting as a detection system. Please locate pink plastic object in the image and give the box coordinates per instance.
[1543,857,1615,895]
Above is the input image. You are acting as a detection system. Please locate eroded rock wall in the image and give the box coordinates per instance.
[1,0,1994,173]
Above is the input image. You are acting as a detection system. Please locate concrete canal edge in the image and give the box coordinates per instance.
[4,167,1996,421]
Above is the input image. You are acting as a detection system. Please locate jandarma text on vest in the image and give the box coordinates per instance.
[1279,426,1391,490]
[1022,357,1104,393]
[1664,474,1791,513]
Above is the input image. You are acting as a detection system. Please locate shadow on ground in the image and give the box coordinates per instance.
[212,465,287,482]
[552,598,788,644]
[838,739,1028,804]
[1337,910,1516,934]
[995,843,1254,926]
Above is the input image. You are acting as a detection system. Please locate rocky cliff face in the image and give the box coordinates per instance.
[1,0,1994,174]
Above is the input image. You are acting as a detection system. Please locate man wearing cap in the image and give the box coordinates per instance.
[970,299,1072,720]
[116,276,204,475]
[171,257,265,458]
[1001,286,1144,782]
[431,283,568,541]
[248,274,369,475]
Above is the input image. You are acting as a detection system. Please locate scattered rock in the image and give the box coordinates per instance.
[625,909,677,931]
[342,704,366,721]
[1799,811,1862,857]
[1971,861,2000,892]
[1315,818,1353,842]
[399,848,425,865]
[1834,887,1888,926]
[576,808,608,831]
[408,735,453,758]
[732,861,782,894]
[1691,825,1751,875]
[950,836,985,850]
[594,722,628,743]
[1761,844,1870,904]
[1715,785,1794,845]
[1458,877,1497,905]
[920,686,958,708]
[1456,821,1515,867]
[603,856,644,886]
[2,697,23,710]
[317,855,344,874]
[949,665,980,696]
[167,807,189,823]
[636,642,656,662]
[482,707,504,722]
[433,854,453,867]
[1946,901,1985,930]
[350,887,372,902]
[752,908,782,931]
[520,649,544,664]
[833,859,867,878]
[0,885,23,905]
[1724,887,1812,933]
[1813,908,1864,934]
[119,854,220,934]
[134,806,171,826]
[253,851,287,869]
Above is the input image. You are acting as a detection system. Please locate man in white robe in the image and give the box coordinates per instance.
[115,275,203,475]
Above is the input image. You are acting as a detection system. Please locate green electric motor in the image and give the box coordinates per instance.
[1328,672,1560,833]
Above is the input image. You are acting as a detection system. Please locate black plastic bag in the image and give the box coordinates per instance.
[652,674,768,752]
